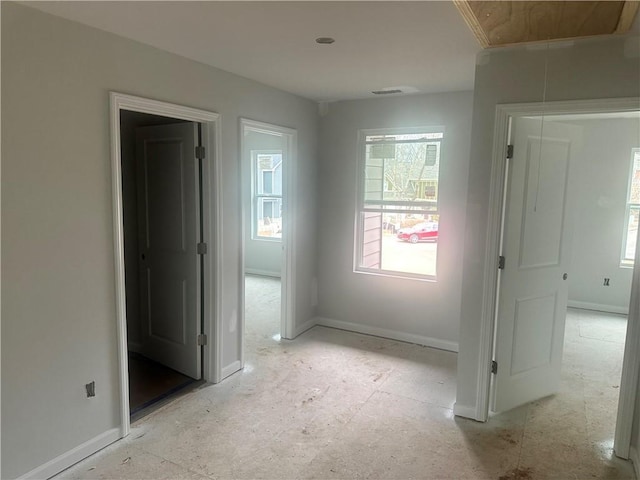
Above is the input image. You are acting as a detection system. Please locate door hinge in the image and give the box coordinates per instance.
[195,146,206,160]
[491,360,498,374]
[506,144,514,159]
[197,242,208,255]
[498,255,506,270]
[197,334,207,346]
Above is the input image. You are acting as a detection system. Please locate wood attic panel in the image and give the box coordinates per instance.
[454,1,639,48]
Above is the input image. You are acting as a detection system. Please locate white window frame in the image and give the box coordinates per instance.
[354,126,444,281]
[251,150,283,241]
[622,147,640,267]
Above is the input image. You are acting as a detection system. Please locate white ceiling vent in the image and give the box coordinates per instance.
[371,86,419,96]
[372,89,403,95]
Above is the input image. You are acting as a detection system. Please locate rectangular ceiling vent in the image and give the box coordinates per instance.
[372,89,402,95]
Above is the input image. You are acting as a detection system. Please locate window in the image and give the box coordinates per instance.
[622,148,640,266]
[355,128,444,279]
[252,151,282,240]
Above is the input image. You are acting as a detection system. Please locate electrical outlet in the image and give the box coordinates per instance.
[604,278,610,286]
[86,381,96,398]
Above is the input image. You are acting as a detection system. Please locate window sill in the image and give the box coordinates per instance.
[354,268,437,283]
[251,236,282,243]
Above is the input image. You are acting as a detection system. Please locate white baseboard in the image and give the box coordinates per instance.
[221,360,242,380]
[244,268,280,278]
[313,317,459,353]
[293,318,317,338]
[568,301,628,315]
[453,403,481,421]
[19,428,121,480]
[629,445,640,479]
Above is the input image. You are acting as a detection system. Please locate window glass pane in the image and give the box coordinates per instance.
[253,150,282,240]
[256,197,282,239]
[358,131,443,279]
[629,150,640,204]
[256,153,282,195]
[625,207,639,261]
[364,135,441,210]
[378,214,438,277]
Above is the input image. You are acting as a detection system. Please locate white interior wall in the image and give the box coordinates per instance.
[0,3,318,478]
[243,130,283,277]
[565,118,639,314]
[455,36,640,420]
[316,92,473,349]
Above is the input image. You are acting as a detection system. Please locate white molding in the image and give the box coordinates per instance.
[281,127,297,341]
[629,445,640,478]
[210,116,224,384]
[314,317,459,353]
[18,428,120,480]
[244,268,281,278]
[568,300,628,315]
[452,403,478,420]
[294,317,317,338]
[473,97,640,446]
[109,92,223,438]
[108,92,131,438]
[473,105,511,423]
[221,360,243,380]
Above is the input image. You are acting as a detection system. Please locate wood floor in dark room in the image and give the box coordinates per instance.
[128,352,195,414]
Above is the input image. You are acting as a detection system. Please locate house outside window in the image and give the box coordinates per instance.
[622,148,640,266]
[355,128,444,279]
[253,151,283,240]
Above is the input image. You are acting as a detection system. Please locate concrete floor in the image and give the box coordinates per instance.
[54,276,634,479]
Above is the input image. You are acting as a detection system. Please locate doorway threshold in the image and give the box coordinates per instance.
[130,378,205,423]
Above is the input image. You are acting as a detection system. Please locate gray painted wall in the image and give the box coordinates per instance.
[243,130,284,276]
[565,118,639,313]
[455,36,640,419]
[317,92,474,348]
[1,3,318,478]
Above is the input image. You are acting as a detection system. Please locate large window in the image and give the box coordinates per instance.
[622,148,640,265]
[355,128,443,279]
[252,151,282,240]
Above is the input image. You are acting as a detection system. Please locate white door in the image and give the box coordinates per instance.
[492,118,582,412]
[136,122,201,379]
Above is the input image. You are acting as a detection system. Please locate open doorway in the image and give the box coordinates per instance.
[240,119,297,363]
[120,110,204,419]
[557,113,638,459]
[486,104,640,473]
[110,93,221,437]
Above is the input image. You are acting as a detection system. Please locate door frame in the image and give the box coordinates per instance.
[109,92,223,438]
[474,97,640,459]
[239,118,297,359]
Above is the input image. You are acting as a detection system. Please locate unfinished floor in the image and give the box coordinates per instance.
[54,275,634,479]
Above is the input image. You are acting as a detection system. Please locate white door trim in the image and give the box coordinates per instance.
[109,92,223,438]
[472,97,640,459]
[239,118,297,363]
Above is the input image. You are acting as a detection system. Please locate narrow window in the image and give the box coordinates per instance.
[622,148,640,266]
[355,129,443,279]
[253,151,282,240]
